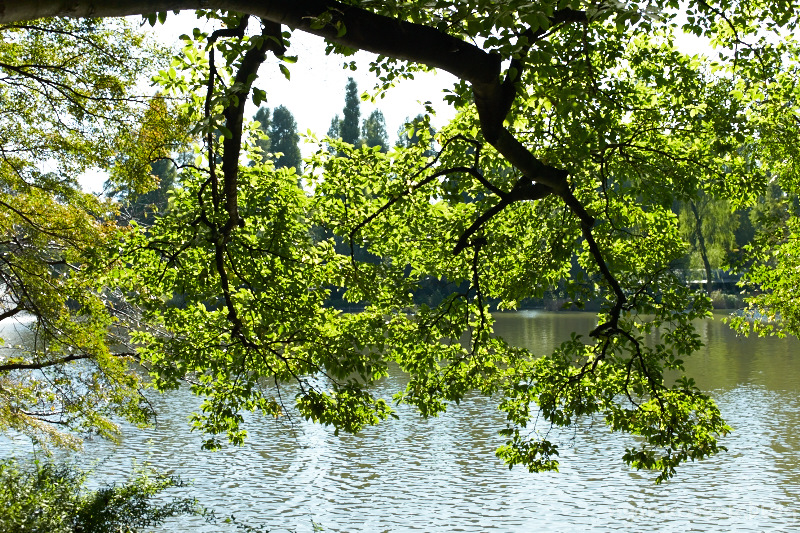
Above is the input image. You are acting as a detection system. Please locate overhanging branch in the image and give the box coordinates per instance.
[4,0,626,354]
[0,351,137,372]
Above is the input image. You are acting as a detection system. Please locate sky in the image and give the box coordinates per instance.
[80,13,458,193]
[169,12,458,131]
[79,11,711,193]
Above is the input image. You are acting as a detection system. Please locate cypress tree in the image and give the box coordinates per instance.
[340,77,361,146]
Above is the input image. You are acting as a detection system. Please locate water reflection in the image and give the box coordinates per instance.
[2,312,800,532]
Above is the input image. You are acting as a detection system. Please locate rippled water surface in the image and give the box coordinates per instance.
[3,312,800,532]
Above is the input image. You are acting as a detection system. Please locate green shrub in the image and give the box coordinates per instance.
[0,458,204,533]
[710,290,743,309]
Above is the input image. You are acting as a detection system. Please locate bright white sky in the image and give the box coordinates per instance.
[79,13,458,193]
[240,33,459,139]
[171,13,458,131]
[79,11,711,193]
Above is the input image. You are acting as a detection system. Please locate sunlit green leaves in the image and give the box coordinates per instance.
[7,0,795,483]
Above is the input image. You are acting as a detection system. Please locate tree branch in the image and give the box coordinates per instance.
[1,0,581,204]
[0,1,501,84]
[0,351,137,372]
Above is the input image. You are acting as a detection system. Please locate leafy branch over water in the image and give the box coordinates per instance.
[1,0,799,482]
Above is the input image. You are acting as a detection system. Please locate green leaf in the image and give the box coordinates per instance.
[252,88,267,106]
[218,125,233,139]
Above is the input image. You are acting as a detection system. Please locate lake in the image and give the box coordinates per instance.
[2,311,800,532]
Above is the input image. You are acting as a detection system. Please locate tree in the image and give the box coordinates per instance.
[340,77,361,146]
[732,185,800,335]
[326,78,364,148]
[106,158,179,226]
[252,105,302,171]
[327,114,340,140]
[396,114,435,152]
[0,17,178,448]
[252,106,271,158]
[0,458,203,533]
[678,193,739,293]
[2,1,799,483]
[362,109,389,152]
[270,105,303,172]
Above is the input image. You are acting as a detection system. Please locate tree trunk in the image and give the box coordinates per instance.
[689,201,713,294]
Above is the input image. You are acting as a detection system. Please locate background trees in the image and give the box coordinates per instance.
[362,110,389,152]
[327,77,363,146]
[107,158,178,226]
[340,77,361,146]
[677,194,739,294]
[269,105,303,171]
[328,78,390,151]
[252,106,272,160]
[252,105,302,172]
[0,0,798,482]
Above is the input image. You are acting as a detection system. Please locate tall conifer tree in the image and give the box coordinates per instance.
[252,105,301,172]
[340,77,361,146]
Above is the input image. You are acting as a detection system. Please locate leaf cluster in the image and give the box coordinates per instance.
[5,0,800,483]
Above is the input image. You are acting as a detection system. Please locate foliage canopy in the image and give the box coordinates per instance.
[1,0,799,483]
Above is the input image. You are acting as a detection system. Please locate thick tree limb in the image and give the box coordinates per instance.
[0,0,581,194]
[0,306,22,322]
[0,1,500,84]
[201,16,283,337]
[220,18,285,233]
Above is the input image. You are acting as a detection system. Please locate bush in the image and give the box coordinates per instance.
[0,458,204,533]
[710,290,743,310]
